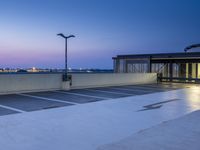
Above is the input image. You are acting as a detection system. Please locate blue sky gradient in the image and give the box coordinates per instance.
[0,0,200,69]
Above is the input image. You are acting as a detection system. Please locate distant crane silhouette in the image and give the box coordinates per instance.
[184,43,200,52]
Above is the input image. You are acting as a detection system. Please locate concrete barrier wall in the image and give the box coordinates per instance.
[70,73,157,89]
[0,73,157,94]
[0,73,63,94]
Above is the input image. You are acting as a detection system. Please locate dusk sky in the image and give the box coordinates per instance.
[0,0,200,69]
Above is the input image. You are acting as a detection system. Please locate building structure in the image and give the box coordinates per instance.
[113,52,200,82]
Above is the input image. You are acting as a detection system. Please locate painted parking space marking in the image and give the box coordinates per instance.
[135,84,179,89]
[54,91,108,100]
[125,85,170,91]
[0,106,20,116]
[17,93,78,105]
[25,91,103,104]
[0,94,72,112]
[0,104,25,113]
[73,89,118,99]
[0,83,191,117]
[108,87,152,92]
[81,89,129,98]
[85,89,134,96]
[96,87,145,95]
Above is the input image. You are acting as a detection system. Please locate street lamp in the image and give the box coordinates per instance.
[57,33,75,81]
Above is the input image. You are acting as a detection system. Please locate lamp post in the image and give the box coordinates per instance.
[57,33,75,81]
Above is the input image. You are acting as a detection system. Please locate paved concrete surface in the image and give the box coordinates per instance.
[0,83,187,116]
[0,83,199,150]
[98,110,200,150]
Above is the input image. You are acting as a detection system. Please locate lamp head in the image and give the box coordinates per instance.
[67,35,75,38]
[57,33,66,38]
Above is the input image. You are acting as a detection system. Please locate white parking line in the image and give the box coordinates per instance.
[0,104,25,113]
[54,91,108,100]
[134,84,176,89]
[85,89,134,96]
[125,85,165,90]
[17,93,78,105]
[109,87,151,92]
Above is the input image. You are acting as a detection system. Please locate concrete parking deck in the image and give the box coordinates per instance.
[0,83,187,116]
[0,82,199,150]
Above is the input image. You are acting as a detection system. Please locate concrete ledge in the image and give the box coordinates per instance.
[0,73,63,95]
[0,73,157,94]
[97,110,200,150]
[70,73,157,89]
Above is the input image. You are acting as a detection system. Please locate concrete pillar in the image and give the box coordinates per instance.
[62,81,71,91]
[195,63,198,79]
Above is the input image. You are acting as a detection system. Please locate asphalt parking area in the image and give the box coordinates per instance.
[0,94,72,112]
[0,83,190,116]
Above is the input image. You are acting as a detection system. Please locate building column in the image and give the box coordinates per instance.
[148,57,151,73]
[196,63,198,79]
[169,61,173,82]
[113,59,118,73]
